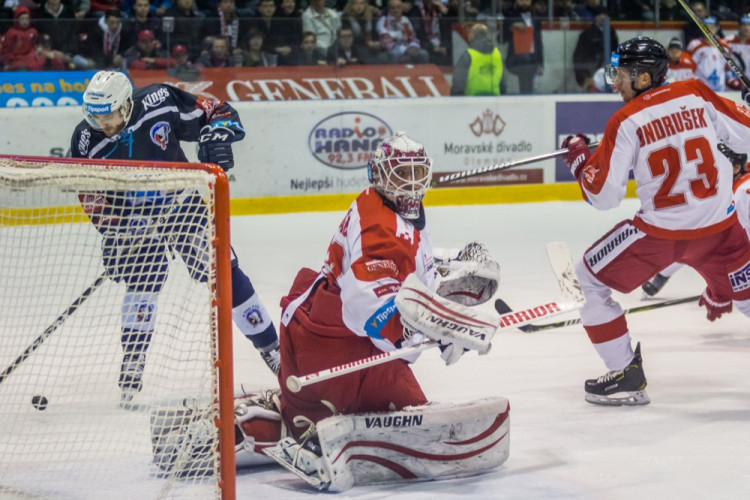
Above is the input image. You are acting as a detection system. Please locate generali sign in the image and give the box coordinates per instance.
[129,65,450,101]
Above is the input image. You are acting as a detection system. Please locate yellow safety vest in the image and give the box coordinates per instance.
[466,48,503,96]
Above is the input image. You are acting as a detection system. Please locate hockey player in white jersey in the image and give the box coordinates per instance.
[71,71,280,408]
[562,37,750,406]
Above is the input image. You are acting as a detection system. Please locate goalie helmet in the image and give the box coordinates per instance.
[82,71,133,134]
[605,37,668,95]
[367,132,432,219]
[717,142,748,180]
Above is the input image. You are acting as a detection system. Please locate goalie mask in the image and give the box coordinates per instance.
[83,71,133,137]
[367,132,432,219]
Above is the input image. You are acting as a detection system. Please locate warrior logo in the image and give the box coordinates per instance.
[150,121,171,150]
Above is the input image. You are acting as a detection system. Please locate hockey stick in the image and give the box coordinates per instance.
[676,0,750,90]
[431,142,599,186]
[495,294,700,333]
[0,272,109,385]
[286,242,585,393]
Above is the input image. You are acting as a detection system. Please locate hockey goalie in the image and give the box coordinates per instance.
[149,132,510,490]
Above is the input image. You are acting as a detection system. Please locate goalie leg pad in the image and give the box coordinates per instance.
[395,274,498,354]
[266,397,510,491]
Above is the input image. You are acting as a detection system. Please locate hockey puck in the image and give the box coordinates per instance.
[31,395,48,411]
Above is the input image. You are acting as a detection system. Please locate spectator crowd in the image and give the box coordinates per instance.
[1,0,750,97]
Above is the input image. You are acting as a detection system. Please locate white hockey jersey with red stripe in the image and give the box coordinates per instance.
[666,51,696,82]
[577,79,750,240]
[283,188,434,353]
[725,34,750,79]
[687,37,730,91]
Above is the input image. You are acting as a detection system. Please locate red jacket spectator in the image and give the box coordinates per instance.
[1,7,39,70]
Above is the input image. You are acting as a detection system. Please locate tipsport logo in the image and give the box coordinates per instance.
[308,112,392,170]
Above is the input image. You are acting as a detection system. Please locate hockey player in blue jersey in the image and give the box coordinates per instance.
[71,70,279,408]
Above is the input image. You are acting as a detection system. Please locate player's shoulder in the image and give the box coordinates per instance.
[70,119,98,158]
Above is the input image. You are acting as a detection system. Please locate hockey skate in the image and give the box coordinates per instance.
[585,343,650,406]
[259,341,281,375]
[641,273,670,298]
[119,352,146,410]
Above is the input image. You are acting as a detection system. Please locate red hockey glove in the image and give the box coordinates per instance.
[561,134,591,180]
[698,288,732,322]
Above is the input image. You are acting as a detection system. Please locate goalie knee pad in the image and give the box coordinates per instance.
[265,397,510,491]
[234,390,284,467]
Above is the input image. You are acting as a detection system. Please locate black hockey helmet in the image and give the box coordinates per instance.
[606,36,669,94]
[718,142,748,180]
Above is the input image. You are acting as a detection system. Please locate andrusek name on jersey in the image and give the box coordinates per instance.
[636,106,708,147]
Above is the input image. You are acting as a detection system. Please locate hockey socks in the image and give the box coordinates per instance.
[231,266,278,350]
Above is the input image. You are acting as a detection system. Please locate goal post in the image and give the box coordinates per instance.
[0,155,236,499]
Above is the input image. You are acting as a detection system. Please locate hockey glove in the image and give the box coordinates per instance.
[561,134,591,180]
[198,124,236,171]
[698,288,732,322]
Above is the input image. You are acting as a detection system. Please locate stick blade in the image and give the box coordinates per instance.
[546,241,585,306]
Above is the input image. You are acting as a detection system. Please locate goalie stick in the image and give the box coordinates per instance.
[496,294,700,333]
[676,0,750,90]
[286,241,585,392]
[432,142,599,186]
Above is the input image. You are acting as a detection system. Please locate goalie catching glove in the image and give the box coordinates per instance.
[434,241,501,306]
[395,273,499,366]
[198,120,245,171]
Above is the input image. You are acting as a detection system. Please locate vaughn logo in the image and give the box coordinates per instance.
[469,109,505,137]
[308,112,392,169]
[365,415,423,428]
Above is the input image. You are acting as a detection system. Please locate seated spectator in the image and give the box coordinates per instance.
[451,23,502,95]
[666,36,696,82]
[239,29,276,66]
[196,34,238,66]
[280,30,325,65]
[1,6,39,70]
[407,0,450,65]
[658,0,687,21]
[167,43,201,79]
[124,28,174,68]
[575,0,607,20]
[572,5,618,90]
[247,0,273,37]
[376,0,428,64]
[202,0,247,52]
[326,25,360,66]
[121,0,172,17]
[122,0,163,48]
[37,0,77,58]
[682,2,723,45]
[302,0,340,51]
[69,0,91,19]
[73,8,124,69]
[340,0,385,63]
[29,31,72,69]
[268,0,301,61]
[164,0,204,59]
[726,14,750,76]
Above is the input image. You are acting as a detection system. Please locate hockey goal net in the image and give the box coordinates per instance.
[0,155,235,499]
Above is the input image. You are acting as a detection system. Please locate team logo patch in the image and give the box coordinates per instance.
[363,299,397,339]
[150,121,171,150]
[373,282,400,297]
[142,87,170,110]
[243,305,264,327]
[365,259,398,275]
